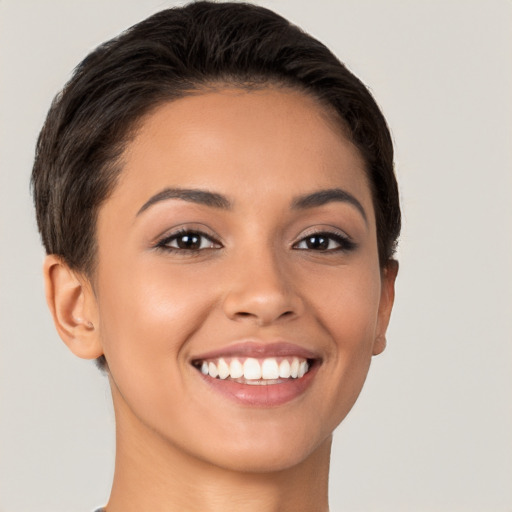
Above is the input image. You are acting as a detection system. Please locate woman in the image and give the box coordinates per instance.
[32,2,400,511]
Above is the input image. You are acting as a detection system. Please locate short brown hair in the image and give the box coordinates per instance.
[32,1,400,276]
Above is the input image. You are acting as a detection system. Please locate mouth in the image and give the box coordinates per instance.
[192,356,314,385]
[190,342,321,406]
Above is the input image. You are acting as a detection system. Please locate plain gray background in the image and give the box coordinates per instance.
[1,1,511,511]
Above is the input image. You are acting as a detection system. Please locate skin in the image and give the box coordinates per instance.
[44,87,397,512]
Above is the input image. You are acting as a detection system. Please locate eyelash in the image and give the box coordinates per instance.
[154,229,356,254]
[155,229,222,253]
[292,231,356,253]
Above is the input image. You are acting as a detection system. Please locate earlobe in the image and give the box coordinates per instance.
[372,260,398,356]
[43,255,103,360]
[372,334,387,356]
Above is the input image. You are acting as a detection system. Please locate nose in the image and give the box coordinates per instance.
[222,248,304,326]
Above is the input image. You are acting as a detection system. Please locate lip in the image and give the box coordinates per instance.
[196,363,319,406]
[191,341,320,361]
[190,341,321,407]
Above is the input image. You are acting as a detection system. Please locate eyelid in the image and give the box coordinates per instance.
[153,224,223,251]
[152,222,219,242]
[292,225,356,251]
[293,225,353,242]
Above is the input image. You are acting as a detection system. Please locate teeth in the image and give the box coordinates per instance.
[197,356,311,381]
[243,358,262,380]
[217,358,230,379]
[208,361,218,379]
[290,358,299,378]
[279,359,291,378]
[261,358,279,379]
[229,358,244,379]
[298,360,308,378]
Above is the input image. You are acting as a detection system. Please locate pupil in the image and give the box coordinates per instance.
[307,235,328,250]
[178,234,200,249]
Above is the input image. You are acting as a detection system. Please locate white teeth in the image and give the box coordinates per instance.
[298,360,308,378]
[290,358,299,378]
[217,358,230,379]
[261,358,280,379]
[208,361,218,378]
[229,358,244,379]
[197,356,311,381]
[278,359,291,378]
[243,358,262,380]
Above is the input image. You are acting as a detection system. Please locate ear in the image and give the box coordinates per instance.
[372,259,398,355]
[43,255,103,360]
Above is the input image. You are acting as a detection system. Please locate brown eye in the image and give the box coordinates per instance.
[293,231,356,252]
[303,235,330,250]
[157,230,222,252]
[175,233,202,250]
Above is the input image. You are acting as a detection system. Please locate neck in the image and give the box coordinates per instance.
[106,387,331,512]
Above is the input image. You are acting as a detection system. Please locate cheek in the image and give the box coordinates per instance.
[307,259,382,344]
[94,260,217,428]
[94,258,212,376]
[306,263,382,413]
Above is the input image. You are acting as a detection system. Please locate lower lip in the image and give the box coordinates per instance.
[196,364,319,407]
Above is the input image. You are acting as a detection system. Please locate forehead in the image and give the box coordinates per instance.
[108,87,374,219]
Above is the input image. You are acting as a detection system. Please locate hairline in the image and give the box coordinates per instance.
[83,79,361,279]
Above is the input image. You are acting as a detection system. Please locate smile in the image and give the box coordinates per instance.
[190,342,321,406]
[193,356,311,384]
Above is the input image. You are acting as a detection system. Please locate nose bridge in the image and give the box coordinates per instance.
[222,240,302,325]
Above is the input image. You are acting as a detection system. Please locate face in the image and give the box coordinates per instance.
[89,88,395,472]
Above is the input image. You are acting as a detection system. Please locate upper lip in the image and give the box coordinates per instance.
[190,341,321,362]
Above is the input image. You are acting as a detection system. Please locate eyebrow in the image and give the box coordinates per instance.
[136,186,367,224]
[291,188,368,224]
[137,187,232,215]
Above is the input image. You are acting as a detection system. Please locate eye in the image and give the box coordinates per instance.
[156,229,222,252]
[293,231,356,252]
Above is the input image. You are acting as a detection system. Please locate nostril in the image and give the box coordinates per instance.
[223,286,304,325]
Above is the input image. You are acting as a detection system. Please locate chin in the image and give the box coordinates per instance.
[172,410,336,475]
[196,432,332,474]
